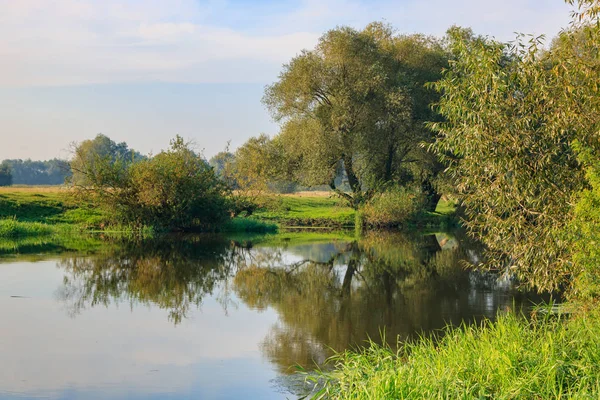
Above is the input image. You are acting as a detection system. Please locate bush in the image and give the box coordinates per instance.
[361,187,424,227]
[71,136,231,231]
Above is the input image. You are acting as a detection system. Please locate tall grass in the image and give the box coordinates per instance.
[361,187,423,228]
[0,219,55,238]
[310,310,600,399]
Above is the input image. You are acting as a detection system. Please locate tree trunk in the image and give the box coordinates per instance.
[383,142,396,183]
[421,179,441,212]
[343,155,362,209]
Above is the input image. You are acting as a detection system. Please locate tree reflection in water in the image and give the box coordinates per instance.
[54,231,544,373]
[56,235,245,324]
[233,231,544,374]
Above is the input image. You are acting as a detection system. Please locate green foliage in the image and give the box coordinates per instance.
[429,23,600,292]
[264,23,448,208]
[208,150,235,181]
[313,311,600,399]
[569,143,600,302]
[129,136,229,230]
[0,219,54,238]
[567,0,600,21]
[361,186,424,228]
[72,136,230,231]
[69,133,143,186]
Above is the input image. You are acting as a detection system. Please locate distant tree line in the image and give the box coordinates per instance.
[0,158,71,186]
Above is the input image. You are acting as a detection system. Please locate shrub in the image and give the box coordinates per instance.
[71,136,230,231]
[361,187,424,227]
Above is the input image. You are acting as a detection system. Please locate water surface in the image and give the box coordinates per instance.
[0,231,544,399]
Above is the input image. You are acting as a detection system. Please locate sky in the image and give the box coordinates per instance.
[0,0,575,161]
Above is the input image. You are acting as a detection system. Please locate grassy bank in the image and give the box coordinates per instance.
[312,310,600,399]
[0,186,278,236]
[0,187,458,241]
[253,192,356,227]
[252,192,458,229]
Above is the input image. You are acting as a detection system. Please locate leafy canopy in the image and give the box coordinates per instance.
[264,23,448,209]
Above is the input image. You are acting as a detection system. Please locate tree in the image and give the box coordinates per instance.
[264,23,448,209]
[0,162,12,186]
[70,135,230,231]
[70,134,143,186]
[209,150,236,183]
[429,19,600,292]
[128,136,229,230]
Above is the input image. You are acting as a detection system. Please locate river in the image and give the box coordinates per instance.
[0,231,545,399]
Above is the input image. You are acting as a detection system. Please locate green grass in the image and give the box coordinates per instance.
[434,197,458,215]
[0,234,112,258]
[0,190,67,222]
[221,217,279,233]
[253,195,460,229]
[310,309,600,399]
[0,187,459,240]
[0,188,109,227]
[408,198,460,230]
[253,195,356,227]
[0,219,56,238]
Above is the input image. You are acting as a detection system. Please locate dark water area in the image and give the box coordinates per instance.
[0,231,548,399]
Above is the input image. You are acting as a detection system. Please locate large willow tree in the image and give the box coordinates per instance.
[264,23,447,209]
[430,0,600,293]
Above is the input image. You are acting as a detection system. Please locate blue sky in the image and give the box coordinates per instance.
[0,0,574,160]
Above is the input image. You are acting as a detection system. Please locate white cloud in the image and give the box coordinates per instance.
[0,0,575,87]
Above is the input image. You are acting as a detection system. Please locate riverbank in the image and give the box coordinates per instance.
[252,191,458,229]
[311,309,600,399]
[0,187,458,238]
[0,186,279,237]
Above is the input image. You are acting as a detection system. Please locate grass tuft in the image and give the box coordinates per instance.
[0,219,55,238]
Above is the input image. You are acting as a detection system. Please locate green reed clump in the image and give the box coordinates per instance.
[311,311,600,399]
[0,218,55,238]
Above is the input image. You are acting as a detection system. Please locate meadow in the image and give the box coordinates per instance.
[0,186,457,240]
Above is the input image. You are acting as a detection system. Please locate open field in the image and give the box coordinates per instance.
[0,186,106,228]
[0,185,66,193]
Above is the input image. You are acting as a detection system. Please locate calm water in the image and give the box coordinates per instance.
[0,231,544,399]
